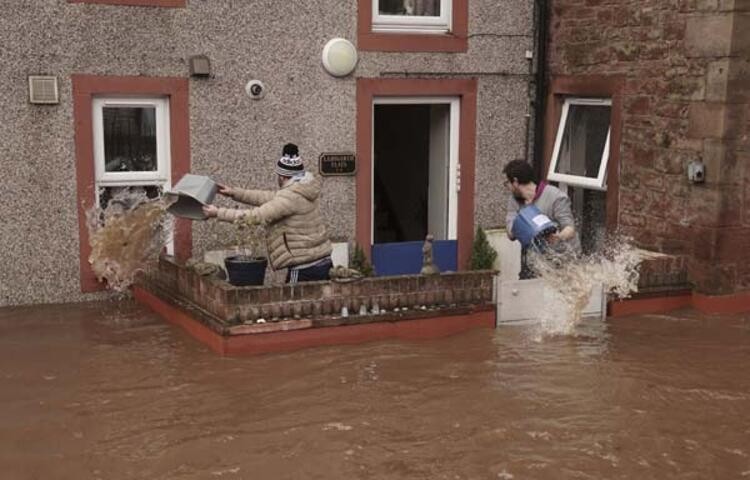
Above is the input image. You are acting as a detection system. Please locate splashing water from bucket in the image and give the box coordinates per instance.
[527,235,642,336]
[87,189,175,292]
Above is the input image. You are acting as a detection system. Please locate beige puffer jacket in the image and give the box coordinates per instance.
[216,172,332,270]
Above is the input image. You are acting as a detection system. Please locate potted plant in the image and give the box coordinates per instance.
[470,226,498,271]
[222,218,268,286]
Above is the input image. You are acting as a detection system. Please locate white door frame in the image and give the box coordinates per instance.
[371,96,460,243]
[92,96,171,186]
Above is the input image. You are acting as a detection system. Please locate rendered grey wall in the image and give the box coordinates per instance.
[0,0,533,306]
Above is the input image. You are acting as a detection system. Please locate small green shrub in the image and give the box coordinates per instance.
[350,243,375,277]
[470,227,498,271]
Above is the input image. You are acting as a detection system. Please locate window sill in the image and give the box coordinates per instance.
[67,0,185,7]
[358,31,467,53]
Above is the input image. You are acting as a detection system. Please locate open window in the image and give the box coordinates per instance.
[373,0,451,34]
[548,98,611,191]
[548,97,612,253]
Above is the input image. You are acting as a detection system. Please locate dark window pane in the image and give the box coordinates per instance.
[568,186,607,254]
[555,104,611,179]
[103,107,158,172]
[379,0,441,16]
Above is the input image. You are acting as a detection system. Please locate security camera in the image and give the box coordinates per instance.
[245,80,266,100]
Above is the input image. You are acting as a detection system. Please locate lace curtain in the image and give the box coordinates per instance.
[379,0,440,16]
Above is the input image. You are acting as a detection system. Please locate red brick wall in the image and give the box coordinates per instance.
[146,257,495,328]
[547,1,749,294]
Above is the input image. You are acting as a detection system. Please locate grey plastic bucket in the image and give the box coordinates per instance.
[165,174,218,220]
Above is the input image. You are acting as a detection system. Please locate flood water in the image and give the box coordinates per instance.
[1,302,748,479]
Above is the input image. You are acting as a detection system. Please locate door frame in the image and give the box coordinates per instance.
[72,75,191,292]
[371,96,460,243]
[356,78,477,269]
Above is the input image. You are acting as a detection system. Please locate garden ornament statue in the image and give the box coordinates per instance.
[421,234,440,276]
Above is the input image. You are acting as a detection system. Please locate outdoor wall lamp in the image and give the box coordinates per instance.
[189,55,211,77]
[321,38,358,77]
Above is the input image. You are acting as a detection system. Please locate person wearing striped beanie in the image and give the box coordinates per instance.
[203,143,333,284]
[274,143,305,183]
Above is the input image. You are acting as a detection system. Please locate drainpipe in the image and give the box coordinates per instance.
[532,0,549,182]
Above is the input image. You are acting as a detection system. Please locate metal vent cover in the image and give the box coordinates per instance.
[28,75,59,104]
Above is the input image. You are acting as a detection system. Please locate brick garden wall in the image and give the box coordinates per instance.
[143,256,495,335]
[547,0,749,294]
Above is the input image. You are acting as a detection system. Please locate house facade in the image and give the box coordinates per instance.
[5,1,746,308]
[0,0,536,306]
[544,0,749,297]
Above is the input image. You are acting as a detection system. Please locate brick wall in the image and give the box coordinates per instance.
[143,256,495,334]
[547,0,749,294]
[637,252,689,292]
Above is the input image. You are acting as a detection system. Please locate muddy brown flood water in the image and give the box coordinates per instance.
[0,302,748,479]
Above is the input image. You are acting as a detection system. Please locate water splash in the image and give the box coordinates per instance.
[87,189,174,292]
[528,235,642,336]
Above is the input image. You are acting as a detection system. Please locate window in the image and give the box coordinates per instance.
[373,0,451,34]
[92,96,173,250]
[543,77,623,255]
[548,97,612,253]
[358,0,467,52]
[548,98,611,190]
[93,97,170,189]
[72,75,191,293]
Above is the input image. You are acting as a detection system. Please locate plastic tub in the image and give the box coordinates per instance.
[164,174,218,220]
[512,205,558,248]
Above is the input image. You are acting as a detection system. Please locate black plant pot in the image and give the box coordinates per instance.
[224,256,268,286]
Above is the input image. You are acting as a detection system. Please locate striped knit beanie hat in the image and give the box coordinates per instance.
[275,143,305,177]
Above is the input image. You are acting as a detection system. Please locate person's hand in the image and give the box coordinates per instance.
[546,226,572,244]
[202,205,219,218]
[217,184,233,197]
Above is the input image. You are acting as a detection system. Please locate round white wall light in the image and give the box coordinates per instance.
[322,38,358,77]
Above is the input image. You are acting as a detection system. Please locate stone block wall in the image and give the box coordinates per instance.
[548,0,749,294]
[637,252,689,292]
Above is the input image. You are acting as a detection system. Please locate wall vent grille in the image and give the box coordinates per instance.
[28,76,59,104]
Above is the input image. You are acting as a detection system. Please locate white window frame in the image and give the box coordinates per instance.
[372,96,460,243]
[93,96,170,186]
[547,97,611,191]
[92,96,173,254]
[372,0,452,34]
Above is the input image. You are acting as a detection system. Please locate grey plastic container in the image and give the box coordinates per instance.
[165,174,218,220]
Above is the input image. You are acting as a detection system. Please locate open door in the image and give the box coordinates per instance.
[371,97,459,275]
